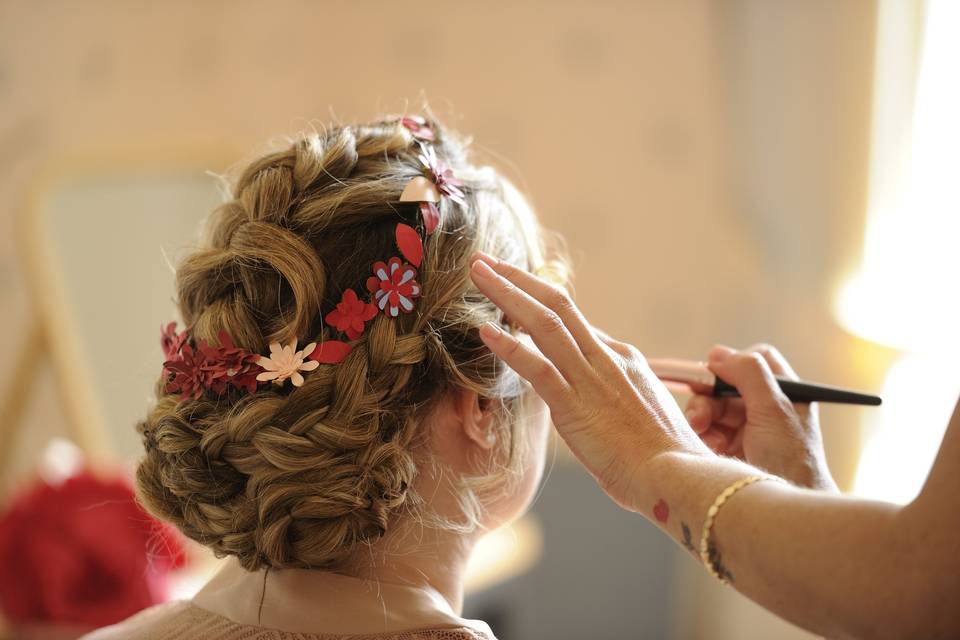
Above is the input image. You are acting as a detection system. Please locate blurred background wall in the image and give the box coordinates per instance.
[4,1,953,638]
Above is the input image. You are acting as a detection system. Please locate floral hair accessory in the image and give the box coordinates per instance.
[325,289,378,340]
[160,115,464,400]
[399,177,441,236]
[161,321,186,360]
[256,339,319,388]
[161,324,352,399]
[162,326,264,400]
[417,143,466,206]
[399,115,435,141]
[367,257,422,317]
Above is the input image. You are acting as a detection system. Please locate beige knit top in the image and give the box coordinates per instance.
[81,600,493,640]
[80,558,496,640]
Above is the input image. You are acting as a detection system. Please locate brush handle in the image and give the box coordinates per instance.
[713,376,882,406]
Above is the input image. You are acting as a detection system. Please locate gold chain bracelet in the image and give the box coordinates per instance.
[699,474,785,584]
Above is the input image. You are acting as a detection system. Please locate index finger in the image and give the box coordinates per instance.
[470,258,592,386]
[746,343,799,380]
[471,251,603,360]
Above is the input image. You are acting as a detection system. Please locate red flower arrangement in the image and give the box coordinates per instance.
[162,326,353,399]
[162,328,262,400]
[0,470,185,629]
[159,115,460,400]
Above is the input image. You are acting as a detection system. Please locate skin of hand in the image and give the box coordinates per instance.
[684,345,839,492]
[467,250,960,639]
[465,252,714,514]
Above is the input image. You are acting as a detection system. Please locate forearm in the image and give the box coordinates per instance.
[638,452,957,639]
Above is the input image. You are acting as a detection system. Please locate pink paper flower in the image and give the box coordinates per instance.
[418,143,466,205]
[326,289,378,340]
[366,257,421,317]
[256,339,320,387]
[399,115,435,141]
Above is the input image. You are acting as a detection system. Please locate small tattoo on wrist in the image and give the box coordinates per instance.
[707,539,735,583]
[681,522,696,554]
[653,499,670,523]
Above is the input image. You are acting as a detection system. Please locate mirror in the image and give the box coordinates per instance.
[19,159,227,460]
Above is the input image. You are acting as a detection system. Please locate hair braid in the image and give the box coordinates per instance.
[135,116,565,570]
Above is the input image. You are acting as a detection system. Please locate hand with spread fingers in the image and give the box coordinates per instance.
[468,250,960,640]
[684,344,839,492]
[467,251,712,512]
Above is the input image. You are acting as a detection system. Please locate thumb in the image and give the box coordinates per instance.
[707,345,789,414]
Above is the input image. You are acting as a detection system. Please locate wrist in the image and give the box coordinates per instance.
[778,449,837,492]
[627,451,784,569]
[638,450,765,518]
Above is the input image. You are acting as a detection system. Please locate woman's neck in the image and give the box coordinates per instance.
[191,523,485,635]
[348,519,479,614]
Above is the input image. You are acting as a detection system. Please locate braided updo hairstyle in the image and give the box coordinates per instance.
[135,116,567,571]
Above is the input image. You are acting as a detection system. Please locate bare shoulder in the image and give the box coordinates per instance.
[79,600,196,640]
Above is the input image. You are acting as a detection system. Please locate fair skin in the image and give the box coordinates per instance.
[192,387,551,633]
[469,251,960,640]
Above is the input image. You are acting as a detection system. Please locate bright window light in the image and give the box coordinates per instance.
[838,0,960,501]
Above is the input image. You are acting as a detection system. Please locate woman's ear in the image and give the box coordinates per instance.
[456,389,498,451]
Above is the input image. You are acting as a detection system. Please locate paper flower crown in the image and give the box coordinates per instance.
[161,116,463,401]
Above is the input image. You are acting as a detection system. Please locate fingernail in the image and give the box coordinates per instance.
[480,321,503,339]
[684,408,697,422]
[472,259,497,279]
[709,346,733,364]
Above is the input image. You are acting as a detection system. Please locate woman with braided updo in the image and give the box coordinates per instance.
[84,115,567,640]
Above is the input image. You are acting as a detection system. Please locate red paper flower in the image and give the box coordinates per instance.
[326,289,378,340]
[207,330,262,394]
[162,329,264,399]
[0,470,185,628]
[160,322,187,361]
[162,343,209,401]
[400,115,435,141]
[366,257,421,317]
[418,143,466,205]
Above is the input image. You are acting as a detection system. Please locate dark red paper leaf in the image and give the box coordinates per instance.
[395,223,423,267]
[308,340,352,364]
[420,202,440,235]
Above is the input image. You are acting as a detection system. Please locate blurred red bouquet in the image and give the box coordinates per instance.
[0,469,186,629]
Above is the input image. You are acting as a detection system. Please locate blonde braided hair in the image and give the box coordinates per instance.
[135,116,567,571]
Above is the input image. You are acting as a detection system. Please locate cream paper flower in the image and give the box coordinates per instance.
[255,339,319,387]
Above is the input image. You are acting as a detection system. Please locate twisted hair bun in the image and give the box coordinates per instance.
[136,117,565,570]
